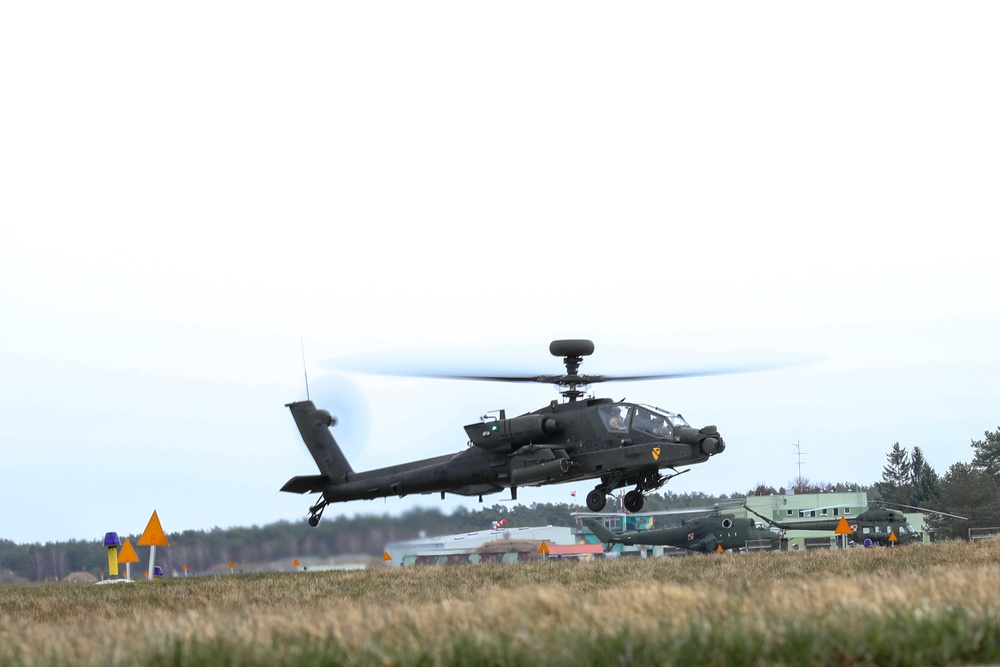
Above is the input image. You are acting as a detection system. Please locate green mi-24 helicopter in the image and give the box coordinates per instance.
[282,340,795,527]
[583,505,783,553]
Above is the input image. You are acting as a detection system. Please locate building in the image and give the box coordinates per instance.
[744,491,869,549]
[385,492,924,564]
[384,525,574,566]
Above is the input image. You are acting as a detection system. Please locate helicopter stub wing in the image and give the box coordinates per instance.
[695,533,719,552]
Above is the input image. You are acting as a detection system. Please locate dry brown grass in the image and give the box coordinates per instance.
[3,539,1000,666]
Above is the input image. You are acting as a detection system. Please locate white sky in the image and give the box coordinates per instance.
[2,2,999,544]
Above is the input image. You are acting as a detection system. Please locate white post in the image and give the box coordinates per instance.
[148,545,157,581]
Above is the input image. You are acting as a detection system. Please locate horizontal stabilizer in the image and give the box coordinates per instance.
[281,474,330,494]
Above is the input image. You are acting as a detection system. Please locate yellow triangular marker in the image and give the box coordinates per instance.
[138,511,170,546]
[834,517,854,535]
[889,531,898,542]
[716,544,724,553]
[383,551,392,561]
[117,538,139,564]
[538,541,550,555]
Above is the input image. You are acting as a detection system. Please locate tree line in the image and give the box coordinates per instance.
[2,427,998,582]
[873,427,1000,540]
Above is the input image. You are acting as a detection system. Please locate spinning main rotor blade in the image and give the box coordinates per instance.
[324,344,820,386]
[420,362,795,384]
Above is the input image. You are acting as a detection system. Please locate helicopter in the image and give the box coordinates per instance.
[742,501,967,546]
[281,339,778,527]
[583,507,783,553]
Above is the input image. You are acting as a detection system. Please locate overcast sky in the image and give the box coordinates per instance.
[2,3,999,545]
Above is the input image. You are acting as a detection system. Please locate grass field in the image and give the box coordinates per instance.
[4,540,1000,666]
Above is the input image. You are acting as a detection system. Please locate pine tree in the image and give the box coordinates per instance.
[877,442,911,506]
[909,446,940,507]
[971,427,1000,485]
[927,462,1000,540]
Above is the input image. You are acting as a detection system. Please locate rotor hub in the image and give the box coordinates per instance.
[549,340,595,400]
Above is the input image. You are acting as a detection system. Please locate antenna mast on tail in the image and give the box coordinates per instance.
[301,338,311,401]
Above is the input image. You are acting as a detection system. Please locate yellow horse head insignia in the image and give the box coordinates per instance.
[652,447,661,461]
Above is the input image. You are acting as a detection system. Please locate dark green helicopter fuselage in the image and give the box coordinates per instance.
[281,397,725,524]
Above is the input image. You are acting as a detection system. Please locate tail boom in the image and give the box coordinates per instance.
[584,519,622,544]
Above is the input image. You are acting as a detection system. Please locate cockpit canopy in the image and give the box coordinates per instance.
[599,403,690,438]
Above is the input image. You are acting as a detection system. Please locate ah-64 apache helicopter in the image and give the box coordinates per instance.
[282,339,783,527]
[583,505,783,553]
[742,501,967,546]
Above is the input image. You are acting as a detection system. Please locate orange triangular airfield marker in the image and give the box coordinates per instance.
[138,511,170,547]
[538,541,550,555]
[716,544,724,553]
[889,531,898,543]
[293,558,300,567]
[835,517,854,536]
[383,551,392,561]
[117,538,140,564]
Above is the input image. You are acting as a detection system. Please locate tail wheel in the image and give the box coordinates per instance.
[308,498,328,527]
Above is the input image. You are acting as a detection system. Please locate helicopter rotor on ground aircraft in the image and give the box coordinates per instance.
[871,499,969,521]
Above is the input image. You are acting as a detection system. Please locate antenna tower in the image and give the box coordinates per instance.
[792,440,805,481]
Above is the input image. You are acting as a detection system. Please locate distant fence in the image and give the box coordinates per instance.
[969,527,1000,541]
[804,537,833,550]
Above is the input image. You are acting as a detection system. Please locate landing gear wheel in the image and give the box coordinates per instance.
[307,499,327,528]
[623,490,645,513]
[586,489,607,512]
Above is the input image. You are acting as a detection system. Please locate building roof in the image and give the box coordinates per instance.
[385,525,574,559]
[546,543,604,557]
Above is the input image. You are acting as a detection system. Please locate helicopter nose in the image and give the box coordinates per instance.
[701,436,724,455]
[698,425,724,455]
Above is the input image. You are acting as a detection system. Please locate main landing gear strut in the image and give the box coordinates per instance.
[585,468,689,513]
